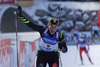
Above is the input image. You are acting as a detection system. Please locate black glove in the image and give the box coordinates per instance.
[61,47,67,53]
[17,6,22,16]
[58,42,68,53]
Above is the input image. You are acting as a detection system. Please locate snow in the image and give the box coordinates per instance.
[60,45,100,67]
[0,32,100,67]
[46,45,100,67]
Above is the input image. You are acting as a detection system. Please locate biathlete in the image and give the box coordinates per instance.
[89,21,100,42]
[69,25,80,42]
[17,6,68,67]
[76,35,93,65]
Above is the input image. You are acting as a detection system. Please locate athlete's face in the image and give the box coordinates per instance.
[93,21,96,24]
[49,24,57,35]
[75,26,78,29]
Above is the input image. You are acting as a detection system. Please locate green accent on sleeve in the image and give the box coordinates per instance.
[55,50,58,52]
[59,32,62,38]
[21,19,26,21]
[38,48,41,51]
[23,21,30,23]
[19,16,24,19]
[19,16,30,23]
[62,39,65,41]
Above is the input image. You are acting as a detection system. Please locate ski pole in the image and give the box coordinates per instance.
[74,48,78,64]
[59,55,63,67]
[14,11,19,67]
[57,5,62,22]
[58,50,63,67]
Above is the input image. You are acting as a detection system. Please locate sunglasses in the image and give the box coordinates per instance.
[50,19,59,25]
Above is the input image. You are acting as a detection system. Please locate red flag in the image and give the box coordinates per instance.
[98,9,100,25]
[98,0,100,25]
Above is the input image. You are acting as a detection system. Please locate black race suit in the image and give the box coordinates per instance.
[19,15,68,67]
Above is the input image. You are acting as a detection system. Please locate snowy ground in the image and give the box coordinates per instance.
[59,45,100,67]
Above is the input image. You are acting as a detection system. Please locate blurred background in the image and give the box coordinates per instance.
[0,0,100,67]
[0,0,99,33]
[0,0,99,44]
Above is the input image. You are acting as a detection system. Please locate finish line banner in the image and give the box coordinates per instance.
[0,0,15,4]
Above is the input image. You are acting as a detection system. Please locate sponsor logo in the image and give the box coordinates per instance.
[0,0,15,4]
[43,37,57,44]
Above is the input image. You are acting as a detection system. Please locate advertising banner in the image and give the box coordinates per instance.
[0,39,11,67]
[31,41,35,67]
[25,42,30,67]
[0,0,15,4]
[19,41,25,67]
[11,43,17,67]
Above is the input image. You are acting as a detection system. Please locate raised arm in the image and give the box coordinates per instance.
[17,6,45,33]
[18,15,44,32]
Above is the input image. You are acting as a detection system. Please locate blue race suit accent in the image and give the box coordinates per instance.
[92,24,98,31]
[39,26,60,52]
[78,40,86,48]
[73,29,79,35]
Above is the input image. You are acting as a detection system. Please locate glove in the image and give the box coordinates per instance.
[17,6,22,16]
[61,47,67,53]
[58,42,67,53]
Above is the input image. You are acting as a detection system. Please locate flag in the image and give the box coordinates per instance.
[98,0,100,25]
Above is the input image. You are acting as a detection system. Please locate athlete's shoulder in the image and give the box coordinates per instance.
[44,26,48,29]
[56,28,61,32]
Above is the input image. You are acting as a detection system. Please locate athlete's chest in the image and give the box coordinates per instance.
[42,32,58,45]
